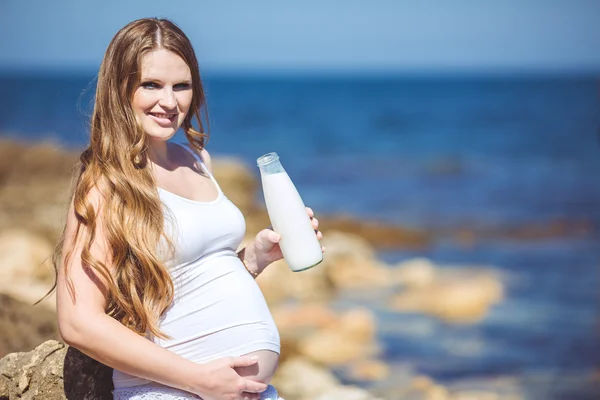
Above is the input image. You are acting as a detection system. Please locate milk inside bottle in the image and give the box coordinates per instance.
[257,152,323,272]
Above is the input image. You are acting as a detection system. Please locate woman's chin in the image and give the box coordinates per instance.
[145,127,179,141]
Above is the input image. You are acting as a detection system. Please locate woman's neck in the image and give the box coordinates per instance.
[148,139,170,166]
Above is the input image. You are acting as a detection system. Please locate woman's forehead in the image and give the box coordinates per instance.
[140,49,191,81]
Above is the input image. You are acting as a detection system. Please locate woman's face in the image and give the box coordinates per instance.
[132,49,193,142]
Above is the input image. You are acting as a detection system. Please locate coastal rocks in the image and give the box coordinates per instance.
[255,230,396,304]
[272,357,382,400]
[390,261,503,324]
[319,215,430,250]
[0,294,60,358]
[0,229,56,309]
[0,141,75,244]
[347,360,391,382]
[319,231,393,289]
[256,257,334,303]
[212,157,257,215]
[314,386,383,400]
[0,340,113,400]
[273,304,379,366]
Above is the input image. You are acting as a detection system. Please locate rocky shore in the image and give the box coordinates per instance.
[0,139,519,399]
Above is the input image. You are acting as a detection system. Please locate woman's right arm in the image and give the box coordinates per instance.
[56,187,267,399]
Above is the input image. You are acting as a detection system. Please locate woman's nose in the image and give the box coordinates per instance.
[159,88,177,109]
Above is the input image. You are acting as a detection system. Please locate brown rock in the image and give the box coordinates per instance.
[314,386,383,400]
[347,360,390,382]
[450,392,504,400]
[212,157,257,215]
[0,340,113,400]
[297,308,378,366]
[388,375,449,400]
[271,357,340,400]
[271,303,339,362]
[0,377,9,400]
[0,294,60,358]
[320,215,430,250]
[0,229,56,308]
[390,272,503,324]
[320,231,393,290]
[393,258,437,288]
[256,258,334,304]
[338,308,377,344]
[272,303,338,334]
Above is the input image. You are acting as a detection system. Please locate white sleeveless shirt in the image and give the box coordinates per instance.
[113,144,280,388]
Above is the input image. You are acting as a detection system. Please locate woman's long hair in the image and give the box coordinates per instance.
[50,18,209,339]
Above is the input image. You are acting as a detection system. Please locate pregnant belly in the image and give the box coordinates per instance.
[234,349,280,384]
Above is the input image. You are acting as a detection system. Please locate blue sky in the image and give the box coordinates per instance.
[1,0,599,74]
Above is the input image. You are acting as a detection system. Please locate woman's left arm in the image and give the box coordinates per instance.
[238,208,324,278]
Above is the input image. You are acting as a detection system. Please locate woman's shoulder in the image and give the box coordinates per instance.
[174,142,212,173]
[199,148,212,172]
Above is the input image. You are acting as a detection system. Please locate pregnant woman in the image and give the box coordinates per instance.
[52,18,323,400]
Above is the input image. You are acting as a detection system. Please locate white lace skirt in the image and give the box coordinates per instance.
[112,384,281,400]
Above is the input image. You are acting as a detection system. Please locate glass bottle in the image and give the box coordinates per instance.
[257,152,323,272]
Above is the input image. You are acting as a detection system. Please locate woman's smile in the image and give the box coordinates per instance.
[148,112,178,126]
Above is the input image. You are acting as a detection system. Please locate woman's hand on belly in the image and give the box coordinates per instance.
[233,350,280,385]
[196,355,268,400]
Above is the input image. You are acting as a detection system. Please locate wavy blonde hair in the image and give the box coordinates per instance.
[49,18,209,339]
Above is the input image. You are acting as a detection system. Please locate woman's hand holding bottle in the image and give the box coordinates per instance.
[243,207,324,275]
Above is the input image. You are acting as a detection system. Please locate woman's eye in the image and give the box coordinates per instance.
[174,83,192,91]
[141,81,159,89]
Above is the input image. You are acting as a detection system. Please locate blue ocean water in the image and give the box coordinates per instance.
[1,73,599,398]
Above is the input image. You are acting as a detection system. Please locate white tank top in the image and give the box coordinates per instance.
[113,144,280,388]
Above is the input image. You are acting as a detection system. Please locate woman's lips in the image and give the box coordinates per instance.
[148,112,177,126]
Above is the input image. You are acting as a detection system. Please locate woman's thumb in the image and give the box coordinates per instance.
[256,229,280,250]
[230,355,259,368]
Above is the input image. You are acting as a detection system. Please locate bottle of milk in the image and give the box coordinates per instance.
[257,152,323,272]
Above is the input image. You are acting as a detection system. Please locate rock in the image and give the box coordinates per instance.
[298,329,368,366]
[271,357,340,400]
[272,305,379,366]
[390,376,450,400]
[212,157,257,215]
[0,340,113,400]
[272,303,338,334]
[450,392,504,400]
[0,378,9,400]
[0,229,56,308]
[393,258,437,288]
[319,215,430,250]
[0,294,60,358]
[314,385,383,400]
[271,303,339,362]
[338,308,377,343]
[347,360,390,382]
[297,308,378,366]
[320,231,394,290]
[256,257,334,304]
[390,270,503,324]
[0,229,55,283]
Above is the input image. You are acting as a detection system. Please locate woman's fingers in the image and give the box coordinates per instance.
[311,217,319,230]
[306,207,324,244]
[239,379,267,394]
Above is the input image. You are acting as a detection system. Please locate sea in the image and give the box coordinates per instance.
[1,72,599,399]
